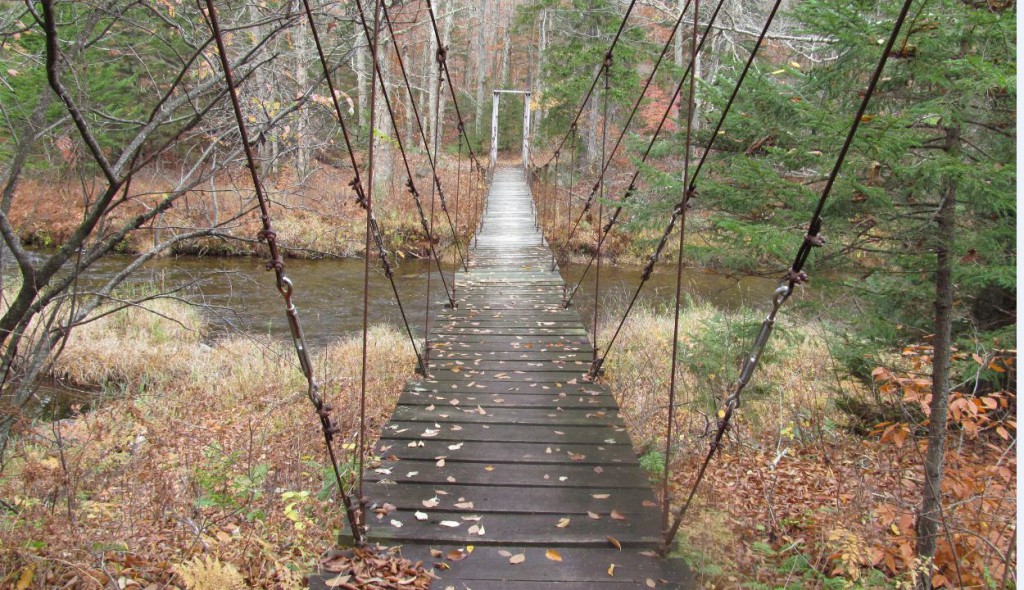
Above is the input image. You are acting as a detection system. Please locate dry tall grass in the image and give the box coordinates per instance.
[0,299,415,589]
[601,303,1016,588]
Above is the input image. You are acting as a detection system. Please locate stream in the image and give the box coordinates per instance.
[22,251,781,345]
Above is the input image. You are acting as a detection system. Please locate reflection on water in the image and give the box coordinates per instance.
[15,249,783,346]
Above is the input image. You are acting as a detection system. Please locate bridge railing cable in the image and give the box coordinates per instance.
[584,0,782,377]
[382,2,470,275]
[539,0,640,170]
[299,0,427,377]
[352,0,457,309]
[556,0,726,285]
[425,0,486,175]
[204,0,364,544]
[549,0,698,275]
[661,0,917,553]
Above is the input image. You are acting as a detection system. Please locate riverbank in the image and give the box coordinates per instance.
[0,299,419,588]
[0,296,1014,588]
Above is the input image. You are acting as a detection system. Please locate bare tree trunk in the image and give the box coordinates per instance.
[474,0,489,136]
[293,0,310,178]
[355,38,369,137]
[499,14,511,88]
[914,125,959,590]
[435,0,453,144]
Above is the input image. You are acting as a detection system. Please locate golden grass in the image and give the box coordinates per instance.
[0,299,415,588]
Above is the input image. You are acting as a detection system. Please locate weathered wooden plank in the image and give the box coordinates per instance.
[367,510,661,546]
[378,422,631,445]
[363,481,657,514]
[390,405,624,427]
[375,439,639,466]
[365,459,646,489]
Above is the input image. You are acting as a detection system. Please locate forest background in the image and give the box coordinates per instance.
[0,0,1016,589]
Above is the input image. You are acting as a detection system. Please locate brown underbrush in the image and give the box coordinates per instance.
[10,159,483,261]
[603,303,1016,589]
[0,299,418,589]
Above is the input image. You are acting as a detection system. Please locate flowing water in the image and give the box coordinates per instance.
[20,250,780,346]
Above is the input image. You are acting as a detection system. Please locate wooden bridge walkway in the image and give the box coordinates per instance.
[313,168,691,589]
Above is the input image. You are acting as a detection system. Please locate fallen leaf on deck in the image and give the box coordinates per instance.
[414,511,428,521]
[646,578,657,588]
[607,536,622,550]
[446,549,468,561]
[610,510,626,521]
[390,519,403,528]
[498,550,512,557]
[454,501,474,509]
[323,574,351,587]
[568,452,586,461]
[592,494,610,499]
[439,521,460,528]
[422,497,440,508]
[608,563,617,576]
[509,553,526,565]
[588,511,600,519]
[484,465,495,471]
[556,517,570,528]
[545,549,563,562]
[448,442,464,450]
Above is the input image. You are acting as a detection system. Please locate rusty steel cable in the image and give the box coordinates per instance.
[422,52,445,373]
[661,0,917,553]
[358,0,384,517]
[424,0,484,171]
[453,125,465,298]
[352,0,456,309]
[560,124,579,304]
[540,0,640,169]
[202,0,363,544]
[583,0,783,371]
[554,0,727,279]
[593,59,612,365]
[299,0,426,377]
[381,2,469,273]
[662,0,700,531]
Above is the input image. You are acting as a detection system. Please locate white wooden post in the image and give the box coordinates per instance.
[522,92,532,169]
[490,91,499,170]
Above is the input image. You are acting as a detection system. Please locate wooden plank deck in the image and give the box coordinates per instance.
[311,168,692,589]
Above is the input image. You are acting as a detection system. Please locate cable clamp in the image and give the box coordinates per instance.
[804,233,826,247]
[784,268,809,285]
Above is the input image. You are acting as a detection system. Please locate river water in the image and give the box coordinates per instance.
[36,251,780,345]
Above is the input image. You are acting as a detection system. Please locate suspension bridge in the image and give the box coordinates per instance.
[197,0,918,585]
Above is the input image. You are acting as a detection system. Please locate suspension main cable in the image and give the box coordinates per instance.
[299,0,426,376]
[203,0,363,544]
[381,2,469,273]
[424,0,484,171]
[581,0,778,372]
[357,0,384,518]
[554,0,726,278]
[662,0,701,531]
[352,0,456,308]
[540,0,641,169]
[593,58,612,365]
[661,0,917,553]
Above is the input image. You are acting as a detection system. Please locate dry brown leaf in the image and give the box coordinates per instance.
[446,550,468,562]
[556,517,570,528]
[323,574,351,587]
[645,578,657,588]
[545,549,563,562]
[509,553,526,565]
[608,563,617,576]
[587,511,600,519]
[610,509,626,521]
[607,536,622,550]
